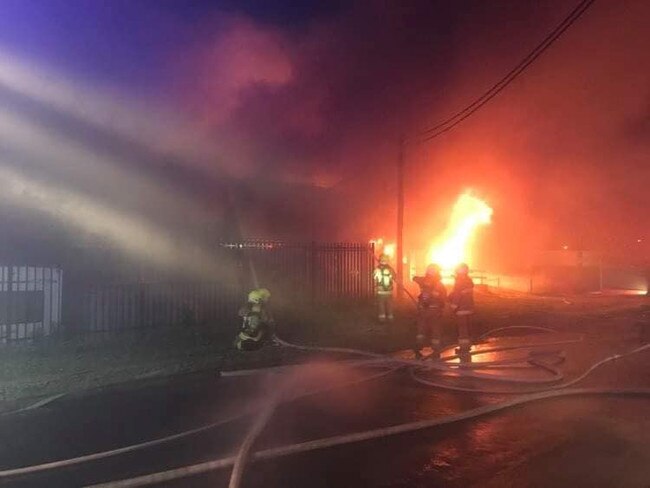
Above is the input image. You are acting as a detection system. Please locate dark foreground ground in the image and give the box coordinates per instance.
[0,325,648,487]
[2,291,648,413]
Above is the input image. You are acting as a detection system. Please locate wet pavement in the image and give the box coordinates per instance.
[0,336,648,488]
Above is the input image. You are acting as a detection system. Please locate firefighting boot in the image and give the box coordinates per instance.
[413,332,428,360]
[455,339,471,354]
[430,339,442,360]
[414,334,427,359]
[456,338,472,362]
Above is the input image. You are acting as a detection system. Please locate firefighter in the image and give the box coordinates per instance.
[413,264,447,359]
[448,263,474,356]
[234,288,274,351]
[373,253,395,322]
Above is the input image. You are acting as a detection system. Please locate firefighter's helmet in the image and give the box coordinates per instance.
[248,288,271,304]
[379,253,390,264]
[455,263,469,276]
[426,264,441,277]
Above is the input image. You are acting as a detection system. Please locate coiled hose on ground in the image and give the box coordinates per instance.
[99,328,648,488]
[220,327,650,488]
[0,327,647,488]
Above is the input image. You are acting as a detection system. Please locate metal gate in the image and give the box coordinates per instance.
[0,265,62,342]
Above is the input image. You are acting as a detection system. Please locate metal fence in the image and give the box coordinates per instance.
[0,265,62,342]
[80,282,240,332]
[73,240,375,333]
[221,240,375,305]
[1,240,374,340]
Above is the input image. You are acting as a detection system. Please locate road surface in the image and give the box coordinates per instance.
[1,335,648,487]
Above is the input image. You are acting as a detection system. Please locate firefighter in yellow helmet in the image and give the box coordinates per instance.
[448,263,474,357]
[234,288,274,351]
[373,253,396,322]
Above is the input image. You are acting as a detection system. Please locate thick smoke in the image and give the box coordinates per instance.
[170,0,649,270]
[0,0,647,272]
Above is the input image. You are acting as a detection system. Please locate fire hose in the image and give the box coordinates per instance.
[214,253,649,488]
[82,328,650,488]
[211,331,650,488]
[0,326,643,487]
[89,389,650,488]
[0,362,398,480]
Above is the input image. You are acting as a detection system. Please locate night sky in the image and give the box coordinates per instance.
[0,0,648,271]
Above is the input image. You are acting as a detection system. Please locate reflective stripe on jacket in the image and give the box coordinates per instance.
[373,264,395,294]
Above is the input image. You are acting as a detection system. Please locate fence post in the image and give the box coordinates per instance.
[138,280,146,328]
[310,241,317,307]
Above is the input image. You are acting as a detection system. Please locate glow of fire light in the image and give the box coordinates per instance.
[428,192,493,272]
[383,243,396,259]
[369,238,396,261]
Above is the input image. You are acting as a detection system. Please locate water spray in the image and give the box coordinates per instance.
[79,331,649,488]
[0,164,221,281]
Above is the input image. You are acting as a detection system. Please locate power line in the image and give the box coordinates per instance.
[411,0,597,144]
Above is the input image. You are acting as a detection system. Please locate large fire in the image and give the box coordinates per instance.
[428,191,493,272]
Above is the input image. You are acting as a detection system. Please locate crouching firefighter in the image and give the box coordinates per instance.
[234,288,274,351]
[413,264,447,359]
[373,253,396,322]
[449,263,474,357]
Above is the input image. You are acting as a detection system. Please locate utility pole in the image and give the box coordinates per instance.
[396,135,405,299]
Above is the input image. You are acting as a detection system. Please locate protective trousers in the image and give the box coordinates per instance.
[456,312,472,351]
[377,293,394,322]
[416,307,443,350]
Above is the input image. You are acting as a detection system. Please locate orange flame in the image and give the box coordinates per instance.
[428,191,493,272]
